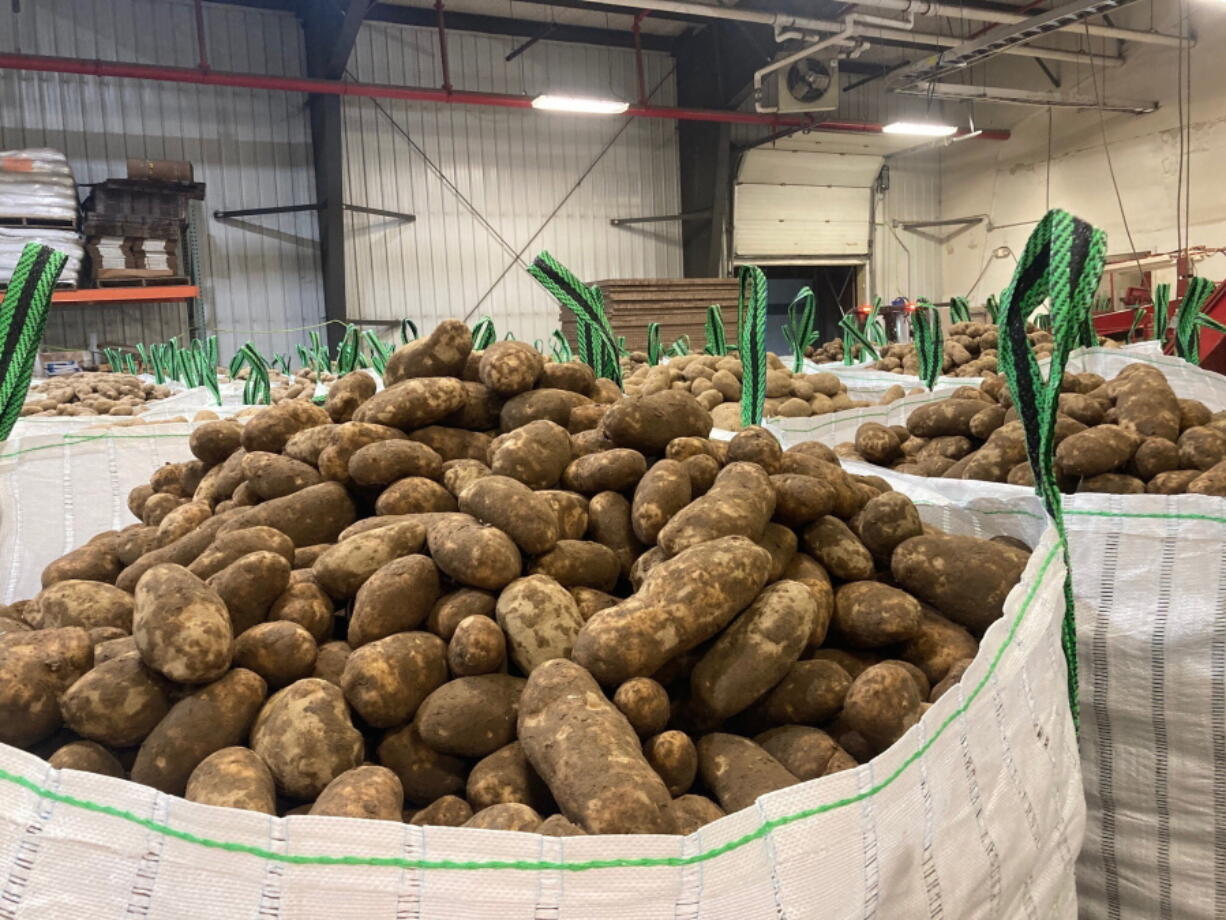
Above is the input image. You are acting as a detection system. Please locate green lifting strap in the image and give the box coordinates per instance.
[528,252,621,386]
[910,300,944,391]
[995,208,1108,730]
[0,244,69,441]
[737,265,768,428]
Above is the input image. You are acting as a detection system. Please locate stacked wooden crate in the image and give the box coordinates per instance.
[561,278,742,353]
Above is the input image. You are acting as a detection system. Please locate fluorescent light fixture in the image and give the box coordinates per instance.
[531,94,629,115]
[882,121,958,137]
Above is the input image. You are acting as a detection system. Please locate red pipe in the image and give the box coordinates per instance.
[0,52,1010,136]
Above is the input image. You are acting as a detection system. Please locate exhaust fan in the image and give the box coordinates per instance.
[772,55,840,114]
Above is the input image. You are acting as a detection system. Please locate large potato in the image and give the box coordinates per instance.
[856,491,923,560]
[458,475,559,555]
[561,449,647,494]
[311,765,404,821]
[134,564,233,683]
[189,420,243,465]
[241,399,329,454]
[756,725,854,780]
[833,581,923,647]
[600,390,712,453]
[447,614,506,675]
[48,739,125,778]
[427,519,522,590]
[384,319,472,383]
[268,581,334,642]
[479,341,545,396]
[611,677,670,737]
[409,426,493,462]
[445,380,504,430]
[630,459,691,544]
[426,587,494,640]
[206,550,292,635]
[657,462,775,557]
[496,575,584,674]
[61,653,170,747]
[803,516,874,581]
[770,474,837,527]
[0,627,94,746]
[377,722,467,805]
[697,733,798,814]
[312,519,426,599]
[340,631,447,727]
[1111,363,1181,442]
[189,526,294,581]
[374,477,458,516]
[349,440,443,486]
[753,658,851,725]
[899,607,979,683]
[892,534,1027,633]
[415,674,526,758]
[220,482,356,548]
[349,555,441,646]
[644,730,697,796]
[573,535,771,685]
[529,540,620,591]
[185,746,276,814]
[411,795,473,827]
[352,377,468,431]
[466,741,553,812]
[234,621,318,688]
[489,419,572,489]
[324,370,377,423]
[781,552,834,647]
[669,795,726,834]
[690,581,816,721]
[499,388,588,431]
[518,659,674,834]
[1055,425,1138,478]
[130,668,267,795]
[842,662,923,751]
[28,580,133,632]
[250,678,364,799]
[586,492,642,578]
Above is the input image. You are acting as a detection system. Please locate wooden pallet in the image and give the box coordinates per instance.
[94,275,191,288]
[560,278,742,352]
[0,215,78,230]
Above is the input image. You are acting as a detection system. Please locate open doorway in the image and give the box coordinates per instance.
[758,264,861,354]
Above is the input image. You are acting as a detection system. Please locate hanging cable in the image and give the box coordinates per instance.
[1045,108,1053,211]
[1083,24,1148,295]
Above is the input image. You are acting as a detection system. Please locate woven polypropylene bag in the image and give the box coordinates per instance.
[778,348,1226,920]
[0,430,1082,918]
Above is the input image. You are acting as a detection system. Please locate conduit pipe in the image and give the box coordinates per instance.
[753,21,861,113]
[584,0,1130,65]
[0,52,1013,135]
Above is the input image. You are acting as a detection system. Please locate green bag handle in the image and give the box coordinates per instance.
[782,287,816,374]
[1173,277,1220,365]
[528,252,621,386]
[737,265,768,428]
[838,311,879,364]
[646,323,662,366]
[984,294,999,324]
[0,243,67,440]
[948,296,972,324]
[471,316,496,351]
[703,304,728,357]
[996,208,1109,730]
[1152,283,1171,342]
[910,299,943,391]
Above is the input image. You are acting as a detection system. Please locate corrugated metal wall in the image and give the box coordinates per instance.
[0,0,323,358]
[342,22,683,344]
[874,152,943,302]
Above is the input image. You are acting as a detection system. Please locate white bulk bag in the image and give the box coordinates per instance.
[0,428,1082,918]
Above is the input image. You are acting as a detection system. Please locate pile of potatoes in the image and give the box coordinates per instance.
[870,322,1122,379]
[0,321,1030,836]
[843,364,1226,495]
[623,352,874,431]
[20,372,172,418]
[804,338,847,364]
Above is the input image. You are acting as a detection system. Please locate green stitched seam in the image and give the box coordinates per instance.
[0,544,1060,872]
[1064,508,1226,525]
[0,431,189,461]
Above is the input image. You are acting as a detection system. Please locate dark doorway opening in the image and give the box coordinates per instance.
[758,264,860,355]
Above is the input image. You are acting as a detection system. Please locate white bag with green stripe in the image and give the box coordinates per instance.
[771,209,1226,919]
[0,479,1082,918]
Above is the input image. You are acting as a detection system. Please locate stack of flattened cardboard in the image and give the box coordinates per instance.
[560,278,742,353]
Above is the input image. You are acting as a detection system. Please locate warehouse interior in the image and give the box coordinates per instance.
[2,0,1215,357]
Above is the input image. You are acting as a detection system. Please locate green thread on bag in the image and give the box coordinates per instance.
[0,541,1060,871]
[995,208,1108,731]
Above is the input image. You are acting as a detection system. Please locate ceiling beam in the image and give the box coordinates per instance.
[366,3,677,52]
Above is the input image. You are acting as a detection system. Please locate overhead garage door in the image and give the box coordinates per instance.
[733,148,881,264]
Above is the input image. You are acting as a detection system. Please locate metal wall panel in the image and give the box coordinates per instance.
[738,149,883,187]
[733,185,872,260]
[0,0,323,358]
[874,152,943,302]
[342,22,683,344]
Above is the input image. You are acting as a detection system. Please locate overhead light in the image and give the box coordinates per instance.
[882,121,959,137]
[531,94,629,115]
